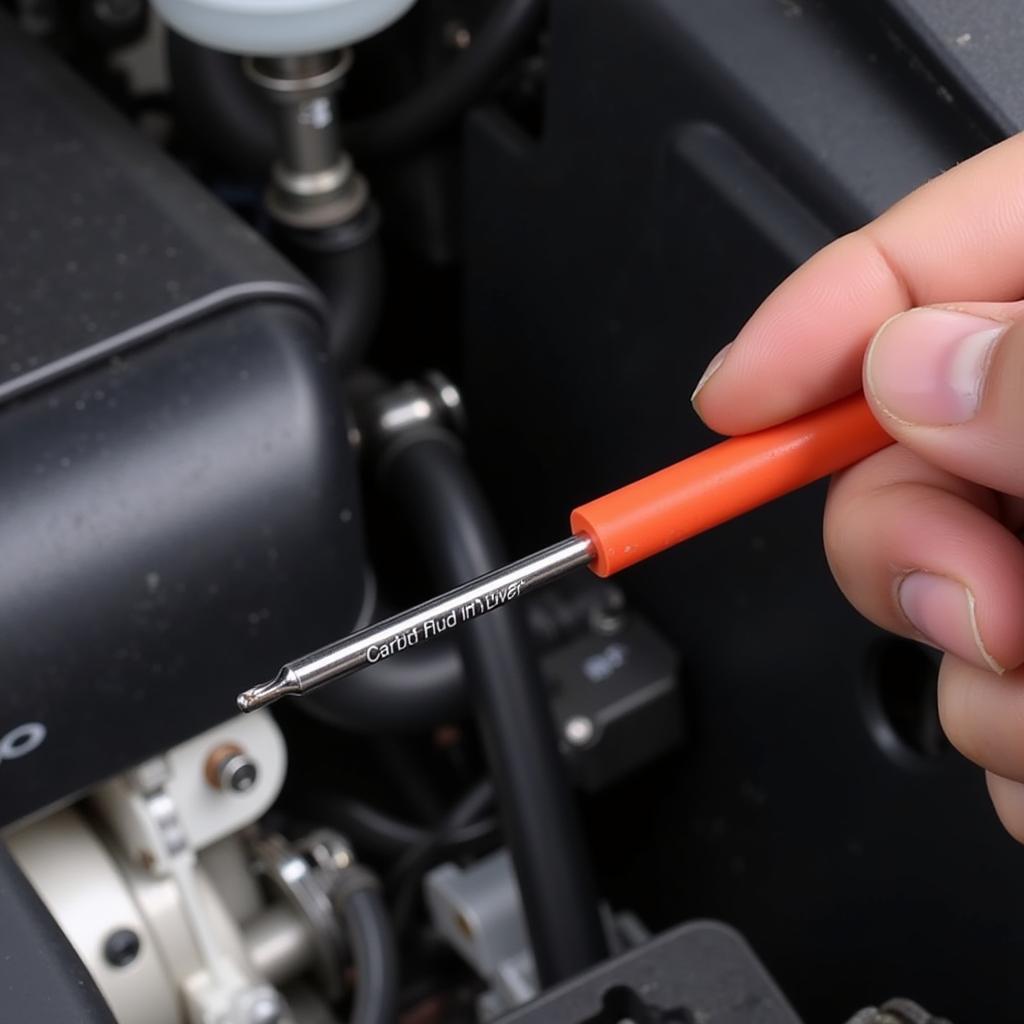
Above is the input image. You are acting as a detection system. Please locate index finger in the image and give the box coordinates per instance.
[693,132,1024,435]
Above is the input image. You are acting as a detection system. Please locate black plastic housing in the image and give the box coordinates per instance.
[500,920,802,1024]
[0,23,366,827]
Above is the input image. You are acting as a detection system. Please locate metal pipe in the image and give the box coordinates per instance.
[244,905,313,984]
[243,50,366,229]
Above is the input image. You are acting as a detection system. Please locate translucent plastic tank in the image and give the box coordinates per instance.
[151,0,417,56]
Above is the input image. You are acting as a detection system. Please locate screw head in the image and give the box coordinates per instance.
[563,715,596,748]
[221,753,258,792]
[103,928,141,968]
[205,743,259,793]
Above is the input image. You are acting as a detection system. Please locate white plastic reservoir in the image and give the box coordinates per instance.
[152,0,417,56]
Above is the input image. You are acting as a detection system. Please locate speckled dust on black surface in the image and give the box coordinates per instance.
[0,23,317,404]
[885,0,1024,136]
[0,24,366,830]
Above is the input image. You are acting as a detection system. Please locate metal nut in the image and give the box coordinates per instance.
[204,743,258,793]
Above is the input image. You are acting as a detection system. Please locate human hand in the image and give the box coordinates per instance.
[690,133,1024,840]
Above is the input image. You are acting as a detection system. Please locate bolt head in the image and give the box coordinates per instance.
[205,744,259,793]
[222,754,258,792]
[103,928,141,968]
[564,715,596,748]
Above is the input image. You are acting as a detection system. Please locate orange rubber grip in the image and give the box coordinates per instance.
[570,394,893,577]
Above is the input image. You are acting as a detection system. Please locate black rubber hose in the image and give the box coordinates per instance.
[281,211,384,370]
[345,0,546,161]
[377,430,607,986]
[166,0,545,168]
[299,633,465,733]
[338,880,400,1024]
[294,792,498,861]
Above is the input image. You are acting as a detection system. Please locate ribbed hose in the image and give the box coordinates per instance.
[377,430,607,986]
[338,883,399,1024]
[166,0,545,167]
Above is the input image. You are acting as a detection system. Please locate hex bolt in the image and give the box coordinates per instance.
[563,715,596,748]
[204,743,259,793]
[103,927,141,968]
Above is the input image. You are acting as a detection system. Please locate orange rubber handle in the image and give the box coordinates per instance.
[570,394,893,577]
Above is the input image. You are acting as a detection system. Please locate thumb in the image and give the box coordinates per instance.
[864,303,1024,498]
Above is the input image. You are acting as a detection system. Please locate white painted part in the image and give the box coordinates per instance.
[6,808,181,1024]
[200,836,266,925]
[150,0,418,56]
[93,710,286,872]
[118,844,270,1024]
[168,710,287,849]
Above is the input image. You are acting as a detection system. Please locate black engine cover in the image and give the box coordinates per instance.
[0,24,365,827]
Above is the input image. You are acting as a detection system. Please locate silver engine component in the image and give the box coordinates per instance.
[6,712,356,1024]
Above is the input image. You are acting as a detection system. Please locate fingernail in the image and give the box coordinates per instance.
[691,342,732,405]
[898,572,1004,673]
[866,309,1004,425]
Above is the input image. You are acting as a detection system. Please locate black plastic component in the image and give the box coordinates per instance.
[499,920,802,1024]
[881,0,1024,136]
[461,1,1014,1019]
[0,845,116,1023]
[546,616,681,792]
[0,21,322,405]
[0,22,366,828]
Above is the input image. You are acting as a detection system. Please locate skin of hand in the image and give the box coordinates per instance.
[690,132,1024,842]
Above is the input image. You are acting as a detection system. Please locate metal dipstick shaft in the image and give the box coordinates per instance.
[237,535,594,712]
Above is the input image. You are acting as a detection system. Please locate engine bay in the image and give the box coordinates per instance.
[1,2,1020,1022]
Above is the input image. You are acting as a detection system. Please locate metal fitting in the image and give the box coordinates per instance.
[244,50,367,230]
[349,371,466,458]
[205,743,259,794]
[250,830,355,1002]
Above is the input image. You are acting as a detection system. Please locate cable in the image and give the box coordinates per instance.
[335,875,400,1024]
[377,429,607,986]
[295,792,498,861]
[165,0,545,169]
[388,780,496,933]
